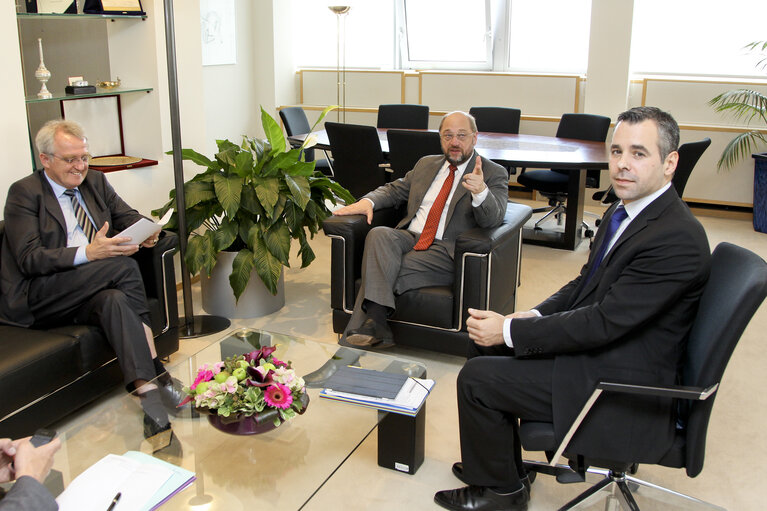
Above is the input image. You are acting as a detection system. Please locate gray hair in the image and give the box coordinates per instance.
[439,111,478,133]
[616,106,679,161]
[35,120,87,155]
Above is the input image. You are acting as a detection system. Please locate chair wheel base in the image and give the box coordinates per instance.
[584,229,594,238]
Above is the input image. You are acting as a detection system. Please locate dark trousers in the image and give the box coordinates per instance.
[28,257,156,385]
[458,342,555,487]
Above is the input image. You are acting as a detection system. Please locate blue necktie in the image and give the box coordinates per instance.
[584,205,628,284]
[63,189,96,242]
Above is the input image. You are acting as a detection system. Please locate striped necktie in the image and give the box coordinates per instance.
[63,189,96,242]
[413,164,458,251]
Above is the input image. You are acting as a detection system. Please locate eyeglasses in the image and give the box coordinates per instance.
[440,132,474,142]
[49,153,91,165]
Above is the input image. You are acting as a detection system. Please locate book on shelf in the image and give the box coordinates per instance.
[56,450,195,511]
[319,365,435,416]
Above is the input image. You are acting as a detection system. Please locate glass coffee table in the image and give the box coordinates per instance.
[48,329,427,509]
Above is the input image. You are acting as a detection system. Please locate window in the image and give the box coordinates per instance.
[506,0,592,74]
[292,1,395,69]
[630,0,767,77]
[399,0,492,70]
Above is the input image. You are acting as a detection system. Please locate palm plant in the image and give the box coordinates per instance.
[709,40,767,170]
[152,106,353,300]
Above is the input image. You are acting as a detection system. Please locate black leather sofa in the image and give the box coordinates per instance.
[0,221,180,439]
[323,202,532,356]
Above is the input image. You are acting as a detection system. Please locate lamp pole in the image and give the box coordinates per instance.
[329,6,350,122]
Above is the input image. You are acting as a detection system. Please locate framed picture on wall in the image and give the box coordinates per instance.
[61,95,124,157]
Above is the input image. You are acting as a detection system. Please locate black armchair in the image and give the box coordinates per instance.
[519,242,767,510]
[384,129,443,181]
[469,106,521,134]
[0,221,180,438]
[322,202,532,356]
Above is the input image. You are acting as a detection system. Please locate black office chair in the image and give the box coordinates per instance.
[376,104,429,130]
[469,106,523,177]
[520,242,767,510]
[279,106,332,175]
[594,137,712,207]
[384,129,443,181]
[516,113,611,235]
[325,122,388,201]
[469,106,521,134]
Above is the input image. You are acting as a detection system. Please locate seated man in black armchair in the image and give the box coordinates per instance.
[0,120,185,440]
[333,111,510,348]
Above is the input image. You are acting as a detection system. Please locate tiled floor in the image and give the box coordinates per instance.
[71,201,767,509]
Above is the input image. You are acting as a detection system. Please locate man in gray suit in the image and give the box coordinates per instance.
[1,120,184,438]
[333,111,509,347]
[0,436,60,510]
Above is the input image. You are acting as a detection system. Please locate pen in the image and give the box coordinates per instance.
[106,492,121,511]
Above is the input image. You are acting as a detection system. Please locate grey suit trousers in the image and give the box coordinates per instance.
[343,226,455,334]
[28,257,156,386]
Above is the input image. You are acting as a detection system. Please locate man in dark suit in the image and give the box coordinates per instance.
[332,111,509,347]
[0,436,60,510]
[434,106,711,511]
[0,120,183,436]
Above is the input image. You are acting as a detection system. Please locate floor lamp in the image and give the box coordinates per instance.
[163,0,230,338]
[329,6,350,122]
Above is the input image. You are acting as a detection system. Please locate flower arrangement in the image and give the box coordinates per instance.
[181,345,309,428]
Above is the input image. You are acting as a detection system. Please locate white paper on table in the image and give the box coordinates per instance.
[56,454,172,511]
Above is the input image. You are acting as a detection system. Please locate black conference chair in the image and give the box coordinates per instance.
[376,104,429,130]
[384,129,443,181]
[517,113,611,235]
[323,202,532,356]
[520,242,767,510]
[594,137,712,207]
[325,122,388,201]
[279,106,332,175]
[469,106,521,134]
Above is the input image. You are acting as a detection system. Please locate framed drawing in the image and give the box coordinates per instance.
[201,0,236,66]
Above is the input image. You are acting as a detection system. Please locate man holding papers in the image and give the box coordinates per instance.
[0,436,60,510]
[0,120,184,439]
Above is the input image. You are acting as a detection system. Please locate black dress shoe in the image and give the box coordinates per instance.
[434,485,529,511]
[303,348,361,388]
[158,377,189,416]
[345,318,394,348]
[451,463,535,496]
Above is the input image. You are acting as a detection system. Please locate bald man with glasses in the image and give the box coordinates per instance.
[332,111,510,348]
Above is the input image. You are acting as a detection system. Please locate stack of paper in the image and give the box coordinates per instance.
[56,451,195,511]
[320,366,435,416]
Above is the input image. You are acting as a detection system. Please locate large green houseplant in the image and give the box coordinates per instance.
[152,106,353,300]
[709,40,767,232]
[708,39,767,170]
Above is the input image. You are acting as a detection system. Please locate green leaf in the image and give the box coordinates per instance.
[253,236,283,295]
[254,177,280,217]
[310,105,338,131]
[229,249,255,302]
[184,179,216,208]
[285,174,311,210]
[261,107,286,155]
[213,173,243,219]
[298,234,316,268]
[212,218,238,251]
[262,150,299,177]
[168,148,214,169]
[240,185,264,216]
[233,149,254,179]
[185,232,215,277]
[263,223,291,266]
[283,201,303,234]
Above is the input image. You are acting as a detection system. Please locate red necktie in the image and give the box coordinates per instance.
[413,164,458,251]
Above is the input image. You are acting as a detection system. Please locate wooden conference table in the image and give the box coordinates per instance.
[290,128,609,250]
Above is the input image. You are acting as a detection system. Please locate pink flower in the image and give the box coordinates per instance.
[264,383,293,409]
[191,365,214,390]
[272,357,288,368]
[212,361,225,374]
[223,376,238,394]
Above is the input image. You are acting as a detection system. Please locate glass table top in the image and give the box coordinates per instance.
[49,329,426,509]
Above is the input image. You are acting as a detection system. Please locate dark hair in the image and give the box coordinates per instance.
[617,106,679,161]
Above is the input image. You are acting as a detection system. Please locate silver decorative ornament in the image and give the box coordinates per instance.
[35,38,52,99]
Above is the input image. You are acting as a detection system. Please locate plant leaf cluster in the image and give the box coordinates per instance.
[153,106,353,299]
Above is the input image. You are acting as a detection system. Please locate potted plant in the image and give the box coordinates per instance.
[709,40,767,232]
[152,106,353,316]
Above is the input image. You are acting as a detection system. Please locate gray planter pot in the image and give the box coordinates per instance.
[201,251,285,318]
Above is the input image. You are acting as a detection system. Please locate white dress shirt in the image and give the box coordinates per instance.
[44,172,96,265]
